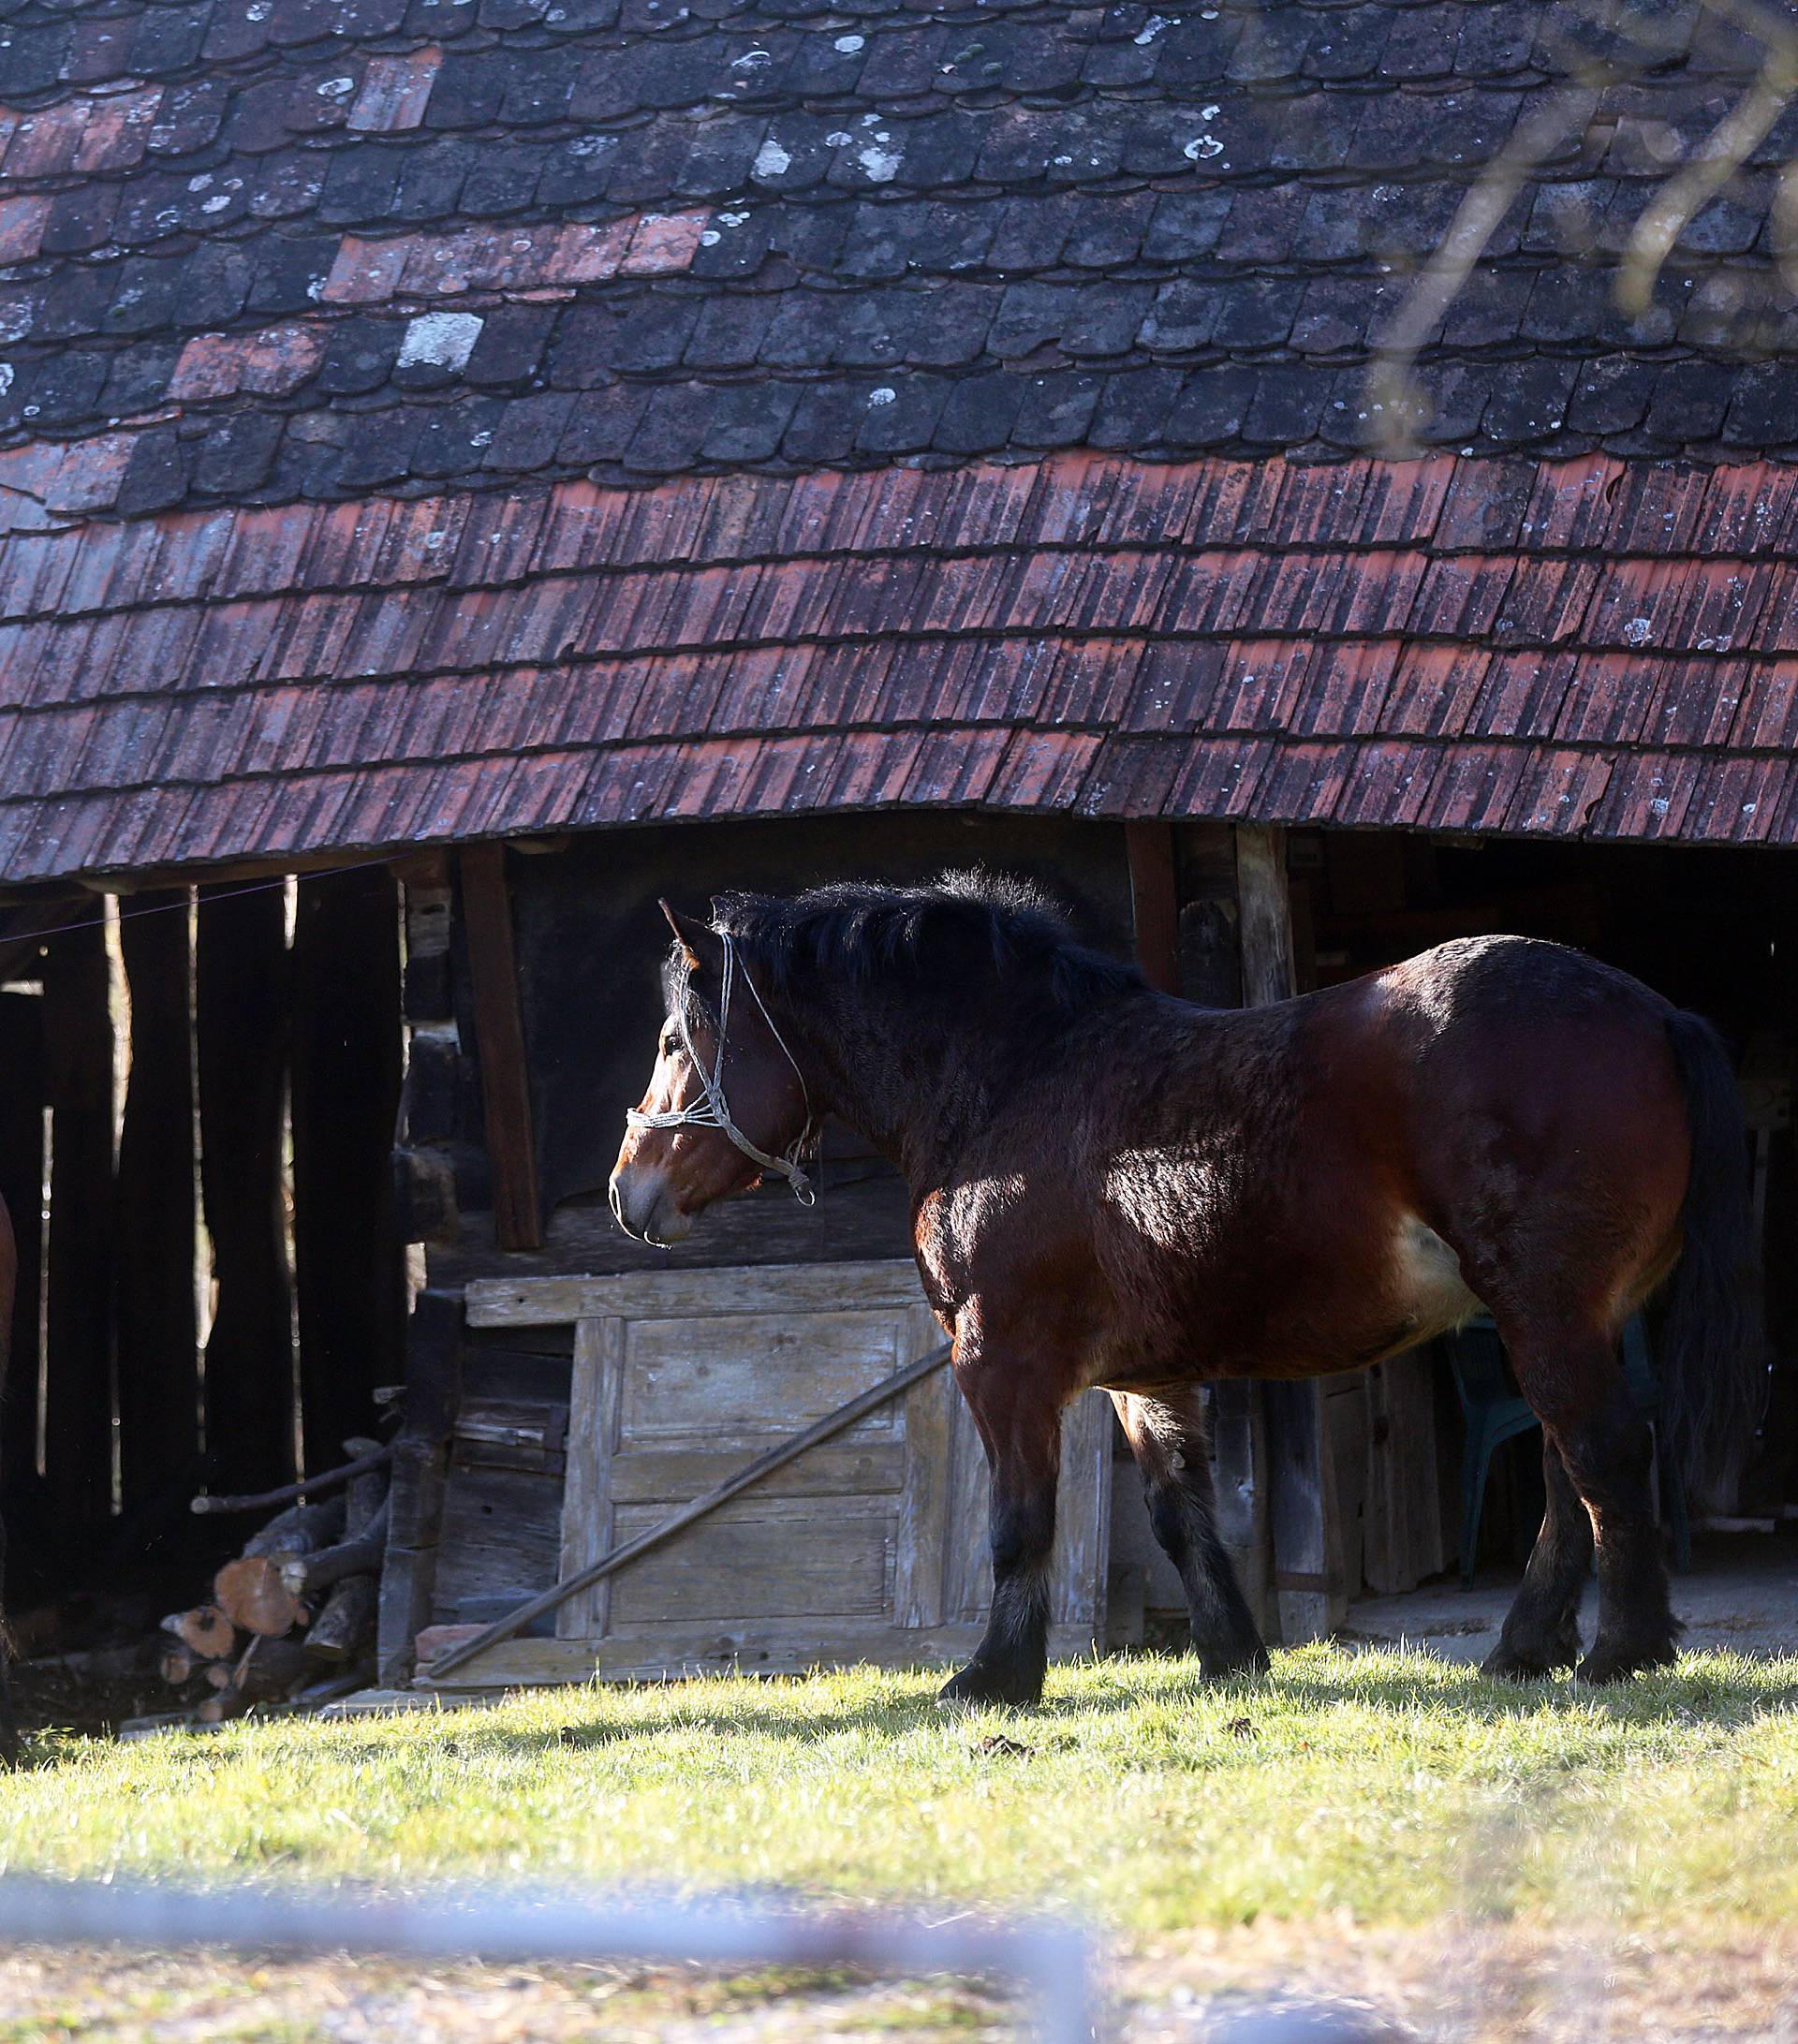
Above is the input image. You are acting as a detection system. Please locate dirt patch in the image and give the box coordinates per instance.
[2,1921,1793,2040]
[7,1655,169,1741]
[1127,1919,1798,2040]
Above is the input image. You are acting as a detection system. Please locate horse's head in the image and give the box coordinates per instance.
[608,902,815,1246]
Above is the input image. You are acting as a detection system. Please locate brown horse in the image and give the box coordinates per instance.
[610,875,1761,1705]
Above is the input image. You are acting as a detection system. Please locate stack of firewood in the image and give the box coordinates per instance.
[152,1437,390,1728]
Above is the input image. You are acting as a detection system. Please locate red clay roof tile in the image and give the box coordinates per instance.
[1587,750,1698,841]
[1417,744,1533,833]
[346,49,442,133]
[988,728,1102,809]
[1502,745,1616,836]
[1332,740,1439,830]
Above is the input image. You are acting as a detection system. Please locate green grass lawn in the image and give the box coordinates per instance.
[6,1646,1797,1936]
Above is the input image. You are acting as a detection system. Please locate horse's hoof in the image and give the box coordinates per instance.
[937,1660,1044,1710]
[1481,1626,1580,1681]
[1481,1644,1554,1681]
[1575,1640,1676,1684]
[1196,1644,1271,1682]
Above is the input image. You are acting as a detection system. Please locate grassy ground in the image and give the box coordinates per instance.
[5,1646,1797,2036]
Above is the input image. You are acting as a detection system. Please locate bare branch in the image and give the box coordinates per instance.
[1364,91,1598,456]
[1615,60,1798,315]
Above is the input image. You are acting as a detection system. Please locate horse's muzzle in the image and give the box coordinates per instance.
[608,1163,692,1247]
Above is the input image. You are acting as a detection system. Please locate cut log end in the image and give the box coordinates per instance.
[158,1645,198,1686]
[160,1606,237,1659]
[213,1556,307,1639]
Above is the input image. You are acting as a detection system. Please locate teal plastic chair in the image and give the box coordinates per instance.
[1447,1318,1539,1589]
[1447,1314,1689,1588]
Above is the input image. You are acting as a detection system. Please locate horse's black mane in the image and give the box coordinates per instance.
[699,872,1145,1015]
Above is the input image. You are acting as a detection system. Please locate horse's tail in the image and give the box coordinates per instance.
[1658,1007,1764,1507]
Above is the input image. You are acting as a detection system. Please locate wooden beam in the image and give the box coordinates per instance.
[459,845,541,1252]
[466,1260,925,1329]
[41,919,116,1542]
[196,882,295,1493]
[1234,824,1297,1008]
[290,868,406,1468]
[1124,821,1180,994]
[116,890,200,1512]
[1232,823,1344,1644]
[376,1287,463,1685]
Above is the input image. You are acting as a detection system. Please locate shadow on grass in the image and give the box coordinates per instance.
[493,1646,1798,1757]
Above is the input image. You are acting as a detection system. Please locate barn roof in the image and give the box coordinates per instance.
[3,449,1795,884]
[0,0,1794,879]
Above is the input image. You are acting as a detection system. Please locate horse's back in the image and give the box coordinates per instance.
[1365,934,1682,1120]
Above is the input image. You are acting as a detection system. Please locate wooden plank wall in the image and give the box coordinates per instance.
[1,875,405,1605]
[40,919,116,1536]
[458,846,541,1254]
[195,883,297,1494]
[291,869,406,1468]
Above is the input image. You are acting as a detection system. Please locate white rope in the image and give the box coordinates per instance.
[627,932,817,1205]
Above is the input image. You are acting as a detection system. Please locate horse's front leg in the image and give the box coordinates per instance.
[940,1346,1062,1709]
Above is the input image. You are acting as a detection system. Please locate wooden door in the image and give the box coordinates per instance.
[436,1261,1111,1686]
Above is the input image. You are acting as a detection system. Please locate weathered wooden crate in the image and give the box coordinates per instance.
[421,1260,1111,1688]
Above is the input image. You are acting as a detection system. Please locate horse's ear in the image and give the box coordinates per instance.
[659,900,723,974]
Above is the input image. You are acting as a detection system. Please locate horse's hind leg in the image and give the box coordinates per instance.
[1498,1327,1677,1683]
[1482,1437,1591,1679]
[1554,1382,1679,1683]
[1113,1389,1268,1678]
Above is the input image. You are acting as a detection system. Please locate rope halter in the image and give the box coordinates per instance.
[626,931,818,1206]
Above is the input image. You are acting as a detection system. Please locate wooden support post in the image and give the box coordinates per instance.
[376,1287,462,1685]
[196,883,294,1494]
[41,919,116,1541]
[1234,824,1297,1008]
[291,870,406,1469]
[1170,824,1269,1639]
[1124,824,1277,1640]
[116,890,200,1512]
[1124,822,1180,995]
[1233,825,1345,1644]
[1208,1376,1273,1642]
[0,990,45,1577]
[459,845,541,1253]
